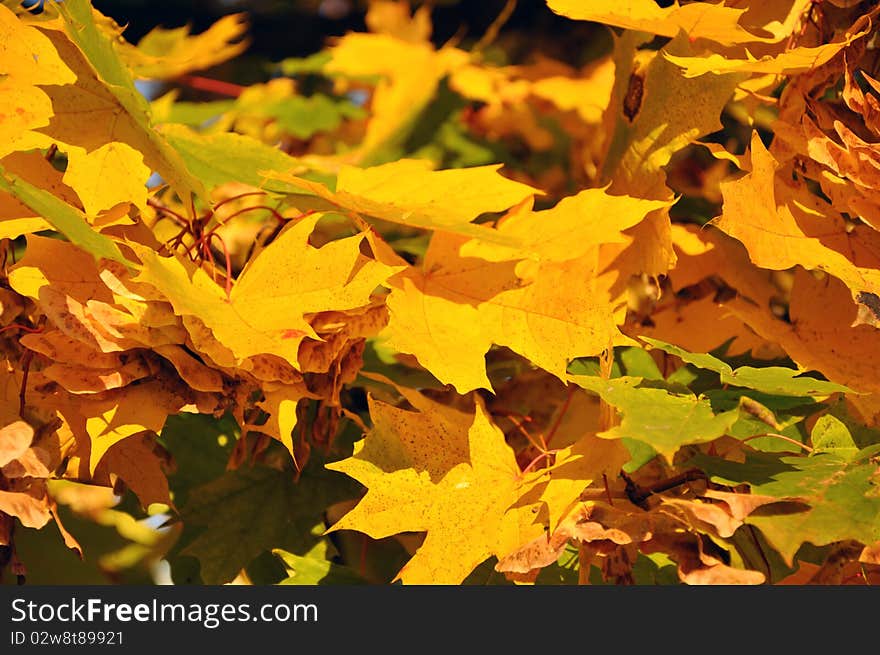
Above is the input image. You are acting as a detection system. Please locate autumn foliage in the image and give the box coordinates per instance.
[1,0,879,586]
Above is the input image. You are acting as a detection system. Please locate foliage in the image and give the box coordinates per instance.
[1,0,879,586]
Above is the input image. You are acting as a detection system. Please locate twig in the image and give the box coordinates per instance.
[472,0,517,54]
[544,385,573,448]
[621,468,708,508]
[177,74,246,98]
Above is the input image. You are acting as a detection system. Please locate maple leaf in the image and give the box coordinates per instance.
[714,133,880,308]
[459,188,669,264]
[496,501,651,576]
[632,295,778,359]
[546,0,771,46]
[326,394,547,584]
[252,383,315,456]
[628,223,787,357]
[8,235,149,351]
[158,124,304,193]
[323,29,468,161]
[117,13,250,81]
[3,237,203,477]
[535,430,630,532]
[24,2,206,203]
[382,233,631,393]
[640,337,850,397]
[365,0,432,43]
[486,385,631,532]
[273,547,365,585]
[693,447,880,565]
[0,171,131,266]
[810,414,862,461]
[0,3,76,158]
[62,142,150,216]
[607,35,745,188]
[569,374,740,464]
[43,379,194,475]
[598,34,744,296]
[131,213,398,366]
[4,0,880,589]
[499,498,769,584]
[664,24,870,78]
[0,153,63,239]
[529,57,617,124]
[266,159,540,244]
[92,433,171,510]
[0,485,51,529]
[153,345,224,393]
[175,456,357,584]
[161,413,237,509]
[727,268,880,413]
[803,112,880,235]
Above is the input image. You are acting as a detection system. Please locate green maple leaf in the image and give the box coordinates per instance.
[641,337,851,396]
[170,455,357,584]
[0,166,132,267]
[569,374,739,463]
[691,447,880,564]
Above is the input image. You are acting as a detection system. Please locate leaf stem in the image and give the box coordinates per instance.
[742,433,813,453]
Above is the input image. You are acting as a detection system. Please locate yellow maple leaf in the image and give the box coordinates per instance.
[131,214,399,366]
[327,394,546,584]
[325,31,468,161]
[728,268,880,403]
[117,13,250,80]
[530,393,630,531]
[48,380,191,475]
[530,57,617,124]
[252,382,316,456]
[714,132,880,305]
[546,0,773,46]
[610,37,745,188]
[268,159,540,243]
[63,142,150,215]
[26,17,206,203]
[596,34,745,295]
[460,187,669,264]
[382,233,632,393]
[365,0,432,43]
[0,4,76,158]
[664,11,872,78]
[666,39,864,79]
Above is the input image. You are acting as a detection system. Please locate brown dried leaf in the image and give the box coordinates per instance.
[0,420,33,467]
[48,501,82,559]
[155,344,225,393]
[94,433,172,510]
[0,483,51,529]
